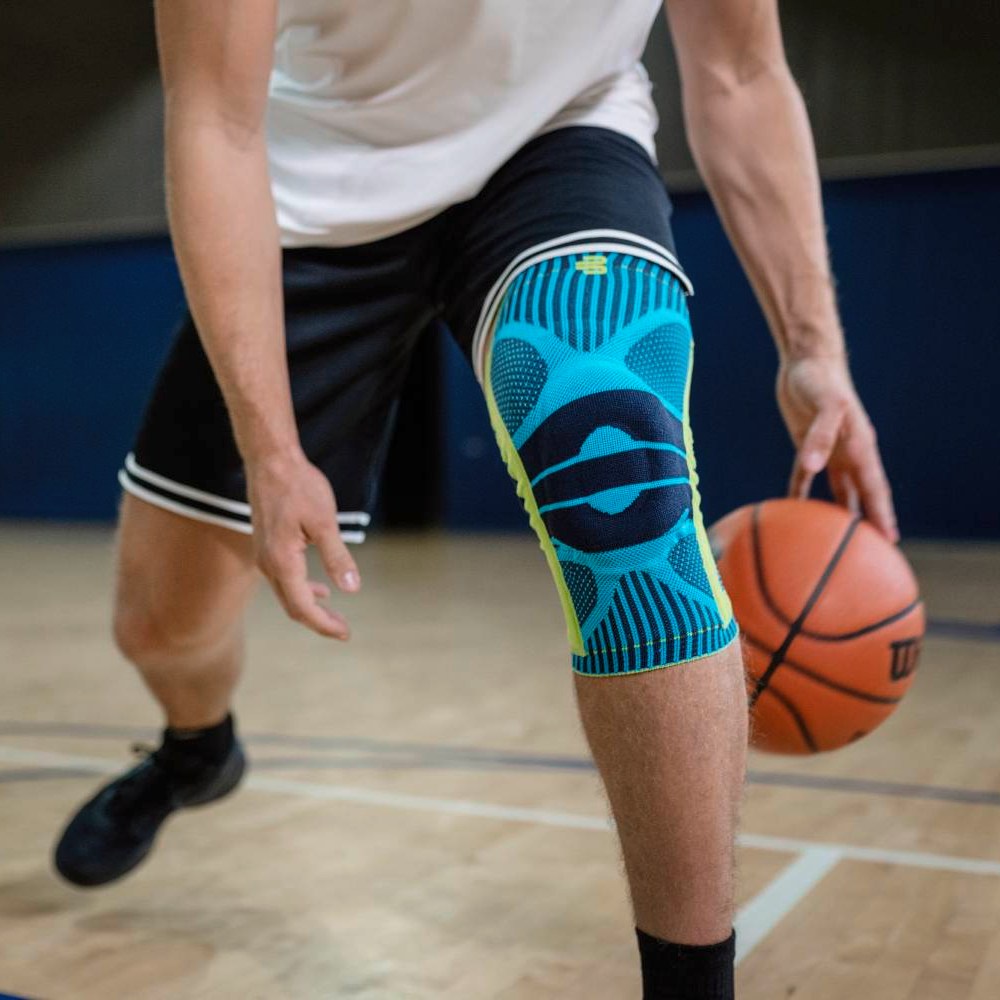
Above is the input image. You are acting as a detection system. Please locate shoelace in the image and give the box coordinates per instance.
[130,741,157,762]
[106,743,192,819]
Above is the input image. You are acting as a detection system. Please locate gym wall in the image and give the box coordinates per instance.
[1,2,998,537]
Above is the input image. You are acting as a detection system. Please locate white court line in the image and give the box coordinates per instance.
[0,746,121,773]
[0,745,1000,876]
[249,774,610,830]
[4,744,1000,877]
[0,746,610,830]
[733,848,842,965]
[740,832,1000,877]
[13,741,1000,967]
[8,743,1000,965]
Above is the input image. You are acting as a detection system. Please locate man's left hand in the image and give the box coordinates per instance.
[776,354,899,542]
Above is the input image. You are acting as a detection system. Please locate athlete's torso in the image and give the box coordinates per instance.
[267,0,662,246]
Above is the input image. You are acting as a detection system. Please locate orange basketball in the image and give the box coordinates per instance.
[709,498,925,755]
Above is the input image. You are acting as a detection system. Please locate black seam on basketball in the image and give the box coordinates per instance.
[796,598,923,641]
[751,505,919,641]
[741,630,903,705]
[763,684,819,753]
[749,514,862,708]
[751,503,795,628]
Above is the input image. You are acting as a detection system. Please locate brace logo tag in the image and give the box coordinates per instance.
[575,254,608,276]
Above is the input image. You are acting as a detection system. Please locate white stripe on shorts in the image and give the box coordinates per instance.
[119,456,369,543]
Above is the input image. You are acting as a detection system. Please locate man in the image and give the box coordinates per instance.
[54,2,896,997]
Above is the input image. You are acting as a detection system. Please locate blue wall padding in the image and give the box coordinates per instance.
[442,166,999,538]
[0,237,182,519]
[1,167,997,536]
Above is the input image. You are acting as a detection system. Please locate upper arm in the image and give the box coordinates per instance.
[155,0,277,140]
[663,0,787,97]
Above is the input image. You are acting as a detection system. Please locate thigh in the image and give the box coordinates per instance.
[115,493,257,638]
[438,125,692,377]
[122,228,441,542]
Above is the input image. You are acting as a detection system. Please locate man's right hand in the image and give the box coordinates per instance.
[158,0,353,637]
[247,452,360,639]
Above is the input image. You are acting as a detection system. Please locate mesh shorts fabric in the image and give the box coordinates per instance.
[122,126,691,543]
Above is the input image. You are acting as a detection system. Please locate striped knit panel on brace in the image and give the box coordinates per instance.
[482,252,738,675]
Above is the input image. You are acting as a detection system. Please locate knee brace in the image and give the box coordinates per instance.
[480,251,738,675]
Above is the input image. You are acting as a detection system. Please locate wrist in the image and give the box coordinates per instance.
[233,409,305,474]
[774,271,847,363]
[243,442,308,480]
[779,322,847,364]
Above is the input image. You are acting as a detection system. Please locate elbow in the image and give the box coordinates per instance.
[681,49,799,148]
[680,60,799,186]
[683,48,793,104]
[163,91,267,153]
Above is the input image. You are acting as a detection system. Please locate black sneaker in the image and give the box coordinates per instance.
[53,738,246,887]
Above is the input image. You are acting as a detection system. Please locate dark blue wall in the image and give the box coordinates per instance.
[442,167,1000,539]
[2,167,997,537]
[0,238,183,518]
[680,167,998,538]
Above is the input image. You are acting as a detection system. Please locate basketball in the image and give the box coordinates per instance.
[709,498,925,755]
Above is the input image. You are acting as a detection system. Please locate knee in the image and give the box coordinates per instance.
[113,604,174,666]
[112,596,225,667]
[483,253,737,675]
[486,255,696,540]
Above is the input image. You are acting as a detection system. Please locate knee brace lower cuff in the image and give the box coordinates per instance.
[482,251,738,675]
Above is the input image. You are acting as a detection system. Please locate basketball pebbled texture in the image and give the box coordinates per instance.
[709,498,925,754]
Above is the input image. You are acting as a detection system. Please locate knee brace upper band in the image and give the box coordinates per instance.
[482,251,738,675]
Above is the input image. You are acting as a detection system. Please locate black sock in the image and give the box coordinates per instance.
[162,713,235,766]
[636,928,735,1000]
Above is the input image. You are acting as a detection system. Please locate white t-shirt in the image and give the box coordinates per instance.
[267,0,662,247]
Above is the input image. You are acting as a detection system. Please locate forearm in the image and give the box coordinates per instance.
[165,118,299,467]
[683,64,843,361]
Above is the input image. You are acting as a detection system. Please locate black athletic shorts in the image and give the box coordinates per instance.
[121,126,691,542]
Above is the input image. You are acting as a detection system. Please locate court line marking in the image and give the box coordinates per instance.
[738,832,1000,877]
[927,619,1000,642]
[8,720,1000,808]
[8,744,1000,966]
[0,767,94,783]
[733,847,842,965]
[4,744,1000,877]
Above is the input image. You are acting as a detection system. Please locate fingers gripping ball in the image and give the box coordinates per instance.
[483,253,738,675]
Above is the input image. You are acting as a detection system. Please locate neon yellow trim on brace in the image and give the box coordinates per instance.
[682,340,734,626]
[483,335,586,656]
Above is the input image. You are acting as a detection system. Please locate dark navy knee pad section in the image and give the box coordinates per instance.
[480,251,738,675]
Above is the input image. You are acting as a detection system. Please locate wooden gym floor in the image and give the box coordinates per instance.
[1,524,998,999]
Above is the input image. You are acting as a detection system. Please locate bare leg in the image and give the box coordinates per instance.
[574,641,747,945]
[112,495,258,729]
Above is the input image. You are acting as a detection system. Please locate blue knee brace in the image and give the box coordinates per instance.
[481,251,738,675]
